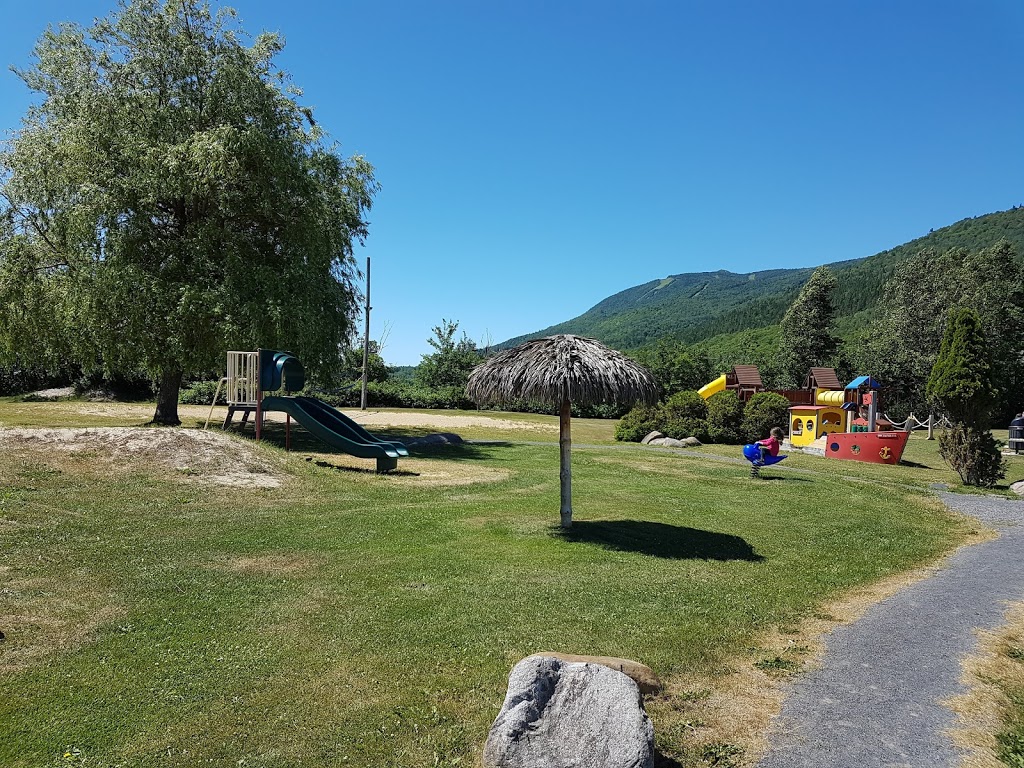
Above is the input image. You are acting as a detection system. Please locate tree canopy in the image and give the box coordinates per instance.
[417,319,483,390]
[774,266,839,387]
[0,0,378,423]
[856,242,1024,420]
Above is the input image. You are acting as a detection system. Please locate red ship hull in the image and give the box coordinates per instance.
[824,431,910,465]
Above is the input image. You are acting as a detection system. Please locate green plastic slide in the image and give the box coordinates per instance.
[260,396,408,471]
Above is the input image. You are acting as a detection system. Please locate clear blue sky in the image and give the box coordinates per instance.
[2,1,1022,365]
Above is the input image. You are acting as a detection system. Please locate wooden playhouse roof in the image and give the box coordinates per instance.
[806,367,842,390]
[732,365,763,389]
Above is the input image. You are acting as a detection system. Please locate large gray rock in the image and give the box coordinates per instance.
[483,655,654,768]
[648,437,684,447]
[647,436,702,448]
[640,431,664,445]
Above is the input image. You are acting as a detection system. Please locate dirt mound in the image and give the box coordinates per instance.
[0,427,282,488]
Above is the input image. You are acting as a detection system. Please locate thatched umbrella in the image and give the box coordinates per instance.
[466,334,658,528]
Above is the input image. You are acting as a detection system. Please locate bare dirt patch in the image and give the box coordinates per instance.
[0,427,283,489]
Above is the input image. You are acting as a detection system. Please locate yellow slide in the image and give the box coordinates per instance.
[698,374,727,400]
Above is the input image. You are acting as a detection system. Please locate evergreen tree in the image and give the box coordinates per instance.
[0,0,377,424]
[926,307,1005,486]
[774,267,839,387]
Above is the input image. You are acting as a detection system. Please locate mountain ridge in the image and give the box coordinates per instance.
[497,207,1024,351]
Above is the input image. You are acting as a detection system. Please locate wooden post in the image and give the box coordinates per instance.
[255,390,262,443]
[559,397,572,528]
[286,413,291,451]
[927,414,935,440]
[254,348,262,442]
[361,256,371,410]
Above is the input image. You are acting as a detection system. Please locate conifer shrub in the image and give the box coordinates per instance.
[927,308,1006,486]
[741,392,791,443]
[938,425,1006,488]
[706,390,744,444]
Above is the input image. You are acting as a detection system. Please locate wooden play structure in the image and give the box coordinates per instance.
[699,366,910,465]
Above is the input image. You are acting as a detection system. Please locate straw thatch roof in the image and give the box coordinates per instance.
[466,335,659,407]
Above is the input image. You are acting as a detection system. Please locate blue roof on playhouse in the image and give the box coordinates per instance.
[846,376,880,390]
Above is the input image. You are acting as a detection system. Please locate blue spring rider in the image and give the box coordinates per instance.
[742,443,787,467]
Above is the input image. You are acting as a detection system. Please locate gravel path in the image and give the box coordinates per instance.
[756,492,1024,768]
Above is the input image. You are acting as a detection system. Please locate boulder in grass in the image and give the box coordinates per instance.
[483,655,654,768]
[649,437,684,447]
[640,431,664,445]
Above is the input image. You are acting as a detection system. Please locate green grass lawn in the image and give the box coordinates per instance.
[0,400,984,766]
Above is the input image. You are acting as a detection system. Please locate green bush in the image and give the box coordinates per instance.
[180,379,227,405]
[659,390,709,442]
[706,390,744,444]
[938,424,1006,487]
[741,392,791,443]
[664,390,709,421]
[183,375,627,417]
[615,404,664,442]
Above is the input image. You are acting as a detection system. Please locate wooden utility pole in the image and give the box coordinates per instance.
[361,256,370,410]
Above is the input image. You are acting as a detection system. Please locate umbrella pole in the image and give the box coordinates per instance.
[559,397,572,528]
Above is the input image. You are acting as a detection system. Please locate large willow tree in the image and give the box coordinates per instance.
[0,0,378,424]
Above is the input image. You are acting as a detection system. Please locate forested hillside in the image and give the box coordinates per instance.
[499,207,1024,351]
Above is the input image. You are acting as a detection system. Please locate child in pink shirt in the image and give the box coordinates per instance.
[756,427,784,463]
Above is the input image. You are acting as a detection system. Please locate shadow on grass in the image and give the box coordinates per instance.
[555,520,763,561]
[228,422,513,461]
[312,460,420,477]
[899,459,934,469]
[754,475,811,482]
[404,441,515,460]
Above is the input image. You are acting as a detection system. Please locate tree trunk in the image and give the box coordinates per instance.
[153,369,183,426]
[559,397,572,528]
